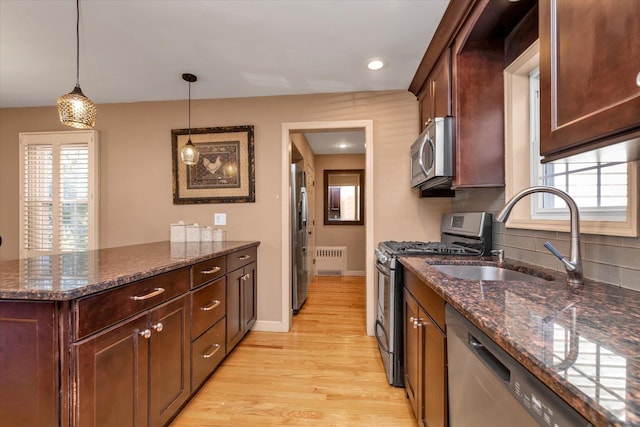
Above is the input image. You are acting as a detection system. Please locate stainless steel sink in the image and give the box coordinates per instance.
[432,264,547,282]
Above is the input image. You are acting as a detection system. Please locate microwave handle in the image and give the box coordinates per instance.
[417,137,434,176]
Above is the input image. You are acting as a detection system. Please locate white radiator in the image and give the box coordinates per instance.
[315,246,347,276]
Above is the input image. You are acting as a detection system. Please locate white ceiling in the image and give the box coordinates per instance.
[304,130,366,155]
[0,0,449,109]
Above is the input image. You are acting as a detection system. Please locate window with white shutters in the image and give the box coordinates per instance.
[19,131,99,258]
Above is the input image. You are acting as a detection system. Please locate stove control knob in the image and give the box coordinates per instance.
[375,249,388,264]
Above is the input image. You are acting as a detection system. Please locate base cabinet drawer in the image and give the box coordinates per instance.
[191,319,226,391]
[191,277,225,339]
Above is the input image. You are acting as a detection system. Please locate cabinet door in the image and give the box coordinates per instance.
[148,295,190,427]
[403,290,420,419]
[74,313,149,427]
[226,267,244,351]
[422,312,447,427]
[242,261,257,332]
[419,49,452,132]
[0,302,58,427]
[540,0,640,157]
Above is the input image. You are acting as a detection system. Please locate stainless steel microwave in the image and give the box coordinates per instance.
[410,116,454,190]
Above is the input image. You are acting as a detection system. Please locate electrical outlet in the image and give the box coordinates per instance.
[214,213,227,226]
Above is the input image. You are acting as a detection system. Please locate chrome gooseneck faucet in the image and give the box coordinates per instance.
[496,186,583,287]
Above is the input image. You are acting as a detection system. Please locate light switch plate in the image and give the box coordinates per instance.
[214,213,227,226]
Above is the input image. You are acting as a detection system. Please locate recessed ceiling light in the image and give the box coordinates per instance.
[338,143,349,149]
[367,59,384,71]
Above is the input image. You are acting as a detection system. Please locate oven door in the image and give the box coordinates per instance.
[375,261,395,385]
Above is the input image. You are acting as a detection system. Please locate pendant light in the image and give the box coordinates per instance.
[180,73,200,165]
[57,0,96,129]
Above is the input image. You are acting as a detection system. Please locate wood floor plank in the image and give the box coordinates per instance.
[170,276,415,426]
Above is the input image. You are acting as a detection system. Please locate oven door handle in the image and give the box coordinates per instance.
[375,262,391,277]
[375,319,391,355]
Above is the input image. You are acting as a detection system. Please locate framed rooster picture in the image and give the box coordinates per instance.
[172,125,255,204]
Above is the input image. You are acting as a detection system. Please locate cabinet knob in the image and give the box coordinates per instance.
[636,72,640,87]
[139,329,151,339]
[241,273,250,281]
[410,316,423,329]
[151,322,163,332]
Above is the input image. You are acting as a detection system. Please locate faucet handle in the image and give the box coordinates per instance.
[544,242,577,272]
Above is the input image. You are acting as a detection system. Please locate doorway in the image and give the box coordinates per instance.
[281,120,375,336]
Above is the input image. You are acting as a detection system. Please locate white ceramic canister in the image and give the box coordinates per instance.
[213,228,226,242]
[201,226,213,242]
[170,221,186,242]
[186,223,201,242]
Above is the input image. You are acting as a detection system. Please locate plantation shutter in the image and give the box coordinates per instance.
[23,144,54,252]
[20,131,99,258]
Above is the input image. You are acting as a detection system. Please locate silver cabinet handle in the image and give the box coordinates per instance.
[201,300,221,311]
[240,273,250,281]
[151,322,163,332]
[202,343,221,359]
[201,266,221,275]
[130,287,165,301]
[139,329,151,339]
[238,254,251,260]
[636,72,640,87]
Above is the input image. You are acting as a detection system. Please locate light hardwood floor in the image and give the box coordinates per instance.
[170,276,416,426]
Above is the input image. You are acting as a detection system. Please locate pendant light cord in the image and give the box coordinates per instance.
[188,81,192,139]
[75,0,80,86]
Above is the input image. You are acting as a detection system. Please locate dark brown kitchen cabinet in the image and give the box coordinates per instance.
[412,0,505,190]
[403,270,446,427]
[0,242,259,427]
[0,301,59,427]
[74,294,190,427]
[419,48,452,131]
[74,312,150,427]
[226,259,257,351]
[190,275,226,391]
[539,0,640,161]
[148,295,190,427]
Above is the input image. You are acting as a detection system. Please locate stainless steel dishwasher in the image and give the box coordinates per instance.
[445,304,592,427]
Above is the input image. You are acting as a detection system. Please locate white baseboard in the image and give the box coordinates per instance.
[251,320,289,333]
[345,270,365,277]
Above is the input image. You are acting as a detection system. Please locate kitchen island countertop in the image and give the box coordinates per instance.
[0,241,260,301]
[400,255,640,427]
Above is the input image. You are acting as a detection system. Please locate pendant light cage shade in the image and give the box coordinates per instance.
[180,139,200,165]
[57,85,97,129]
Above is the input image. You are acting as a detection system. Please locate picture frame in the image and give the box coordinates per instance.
[172,125,255,204]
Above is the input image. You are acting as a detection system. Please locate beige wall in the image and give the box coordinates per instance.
[314,154,366,274]
[0,90,451,325]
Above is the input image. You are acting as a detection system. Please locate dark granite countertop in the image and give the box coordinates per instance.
[0,241,260,301]
[400,255,640,427]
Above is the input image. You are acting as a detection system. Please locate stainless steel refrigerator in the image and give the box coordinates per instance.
[291,161,309,313]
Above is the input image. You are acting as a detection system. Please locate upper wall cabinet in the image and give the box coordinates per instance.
[410,0,537,190]
[540,0,640,162]
[419,48,452,131]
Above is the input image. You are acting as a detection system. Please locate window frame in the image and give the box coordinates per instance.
[19,131,100,258]
[504,41,638,237]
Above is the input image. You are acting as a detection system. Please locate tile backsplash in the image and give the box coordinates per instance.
[452,187,640,291]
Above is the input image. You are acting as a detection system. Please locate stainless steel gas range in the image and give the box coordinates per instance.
[374,212,493,387]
